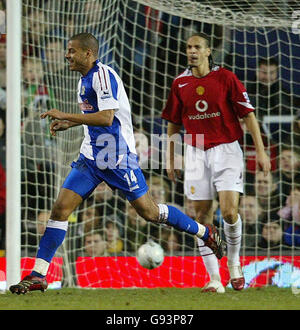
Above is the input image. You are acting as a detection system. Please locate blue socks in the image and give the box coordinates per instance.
[31,220,68,278]
[36,227,67,262]
[164,205,209,240]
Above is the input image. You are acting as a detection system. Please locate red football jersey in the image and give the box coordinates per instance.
[161,66,255,150]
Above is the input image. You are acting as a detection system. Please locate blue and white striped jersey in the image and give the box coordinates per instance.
[77,60,137,165]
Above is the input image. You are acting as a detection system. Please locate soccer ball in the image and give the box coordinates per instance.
[137,240,164,270]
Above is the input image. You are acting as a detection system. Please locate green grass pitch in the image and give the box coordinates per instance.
[0,287,299,310]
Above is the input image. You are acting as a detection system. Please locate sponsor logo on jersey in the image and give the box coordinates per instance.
[101,90,111,100]
[195,100,208,112]
[79,99,94,111]
[188,98,220,120]
[188,112,221,120]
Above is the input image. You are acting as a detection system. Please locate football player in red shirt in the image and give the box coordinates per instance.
[162,33,271,292]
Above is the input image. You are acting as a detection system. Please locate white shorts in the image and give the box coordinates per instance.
[184,141,244,200]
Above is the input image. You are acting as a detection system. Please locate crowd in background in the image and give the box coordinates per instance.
[0,0,300,257]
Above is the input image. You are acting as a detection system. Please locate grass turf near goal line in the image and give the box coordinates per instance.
[0,287,300,310]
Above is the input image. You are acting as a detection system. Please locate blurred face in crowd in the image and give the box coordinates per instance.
[255,171,277,197]
[82,207,98,223]
[23,59,44,84]
[105,222,120,243]
[45,40,66,68]
[286,188,300,207]
[186,35,211,68]
[239,196,262,225]
[262,222,282,244]
[28,10,48,43]
[279,149,300,176]
[82,206,100,232]
[258,64,278,85]
[84,0,102,24]
[84,233,106,257]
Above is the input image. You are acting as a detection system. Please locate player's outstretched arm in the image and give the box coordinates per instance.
[41,108,115,127]
[243,112,271,176]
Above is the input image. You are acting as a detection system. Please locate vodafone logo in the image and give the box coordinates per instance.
[195,100,208,112]
[188,99,220,120]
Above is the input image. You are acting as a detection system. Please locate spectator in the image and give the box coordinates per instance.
[247,57,298,122]
[22,56,57,139]
[62,1,113,67]
[21,57,57,210]
[84,230,107,257]
[258,220,287,250]
[239,117,277,188]
[239,195,263,249]
[278,147,300,199]
[92,182,125,234]
[79,204,101,236]
[255,171,282,222]
[278,184,300,247]
[105,220,123,255]
[278,184,300,223]
[284,222,300,248]
[247,58,300,144]
[23,8,49,57]
[284,110,300,153]
[43,36,76,112]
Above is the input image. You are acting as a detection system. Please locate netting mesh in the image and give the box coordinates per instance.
[17,0,300,288]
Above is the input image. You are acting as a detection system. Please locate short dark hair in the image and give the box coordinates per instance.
[188,32,210,47]
[69,32,99,57]
[258,57,278,67]
[187,32,214,69]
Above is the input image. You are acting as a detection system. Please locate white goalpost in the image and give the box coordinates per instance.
[6,0,22,290]
[5,0,300,290]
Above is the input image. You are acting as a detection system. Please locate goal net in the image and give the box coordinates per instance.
[16,0,300,289]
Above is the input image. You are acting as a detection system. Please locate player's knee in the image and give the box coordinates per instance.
[51,199,72,220]
[222,208,238,223]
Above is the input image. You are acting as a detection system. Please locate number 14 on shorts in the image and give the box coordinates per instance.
[124,170,140,192]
